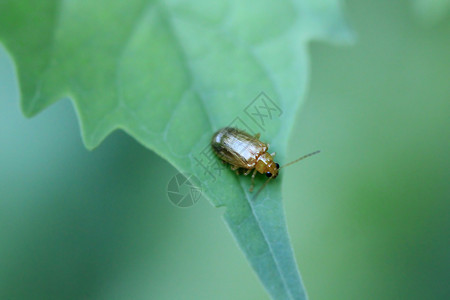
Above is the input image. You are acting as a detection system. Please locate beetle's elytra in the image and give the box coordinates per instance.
[211,127,279,192]
[211,127,320,193]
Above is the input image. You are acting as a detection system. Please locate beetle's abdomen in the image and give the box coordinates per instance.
[211,127,267,169]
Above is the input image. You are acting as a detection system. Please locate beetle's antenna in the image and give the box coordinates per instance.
[279,150,321,169]
[252,150,321,200]
[252,176,274,200]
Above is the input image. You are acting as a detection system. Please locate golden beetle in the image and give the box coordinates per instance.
[211,127,320,192]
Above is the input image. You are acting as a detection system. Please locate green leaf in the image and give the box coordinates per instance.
[412,0,450,24]
[0,1,352,299]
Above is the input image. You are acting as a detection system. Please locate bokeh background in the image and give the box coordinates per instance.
[1,1,448,299]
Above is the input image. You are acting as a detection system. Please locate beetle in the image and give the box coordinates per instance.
[211,127,320,193]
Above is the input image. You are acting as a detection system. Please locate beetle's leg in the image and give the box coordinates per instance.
[243,169,252,176]
[254,133,261,139]
[230,165,240,175]
[249,169,258,192]
[221,160,226,164]
[270,152,276,157]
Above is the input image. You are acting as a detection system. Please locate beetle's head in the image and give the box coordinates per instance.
[264,161,279,179]
[256,153,280,179]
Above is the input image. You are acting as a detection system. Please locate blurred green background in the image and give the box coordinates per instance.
[1,1,449,299]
